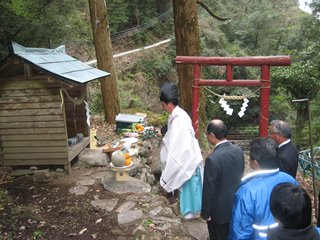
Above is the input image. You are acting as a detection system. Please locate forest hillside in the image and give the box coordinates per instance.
[1,0,320,148]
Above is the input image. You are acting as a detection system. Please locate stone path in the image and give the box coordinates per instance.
[69,167,209,240]
[11,137,209,239]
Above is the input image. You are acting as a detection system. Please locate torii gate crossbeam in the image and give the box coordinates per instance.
[175,56,291,138]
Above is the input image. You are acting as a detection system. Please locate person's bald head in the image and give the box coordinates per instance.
[206,119,227,140]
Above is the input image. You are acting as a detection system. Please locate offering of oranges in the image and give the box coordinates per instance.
[135,123,144,133]
[124,152,132,166]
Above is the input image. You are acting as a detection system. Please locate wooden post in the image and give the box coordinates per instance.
[192,64,201,138]
[259,65,270,137]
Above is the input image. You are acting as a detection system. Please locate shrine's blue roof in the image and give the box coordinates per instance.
[11,42,110,84]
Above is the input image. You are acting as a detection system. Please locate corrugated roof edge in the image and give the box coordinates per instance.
[9,42,110,84]
[11,42,66,55]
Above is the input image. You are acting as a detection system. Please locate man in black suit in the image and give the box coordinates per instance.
[269,120,299,178]
[201,119,244,240]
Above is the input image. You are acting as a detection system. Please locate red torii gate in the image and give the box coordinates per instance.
[175,56,291,138]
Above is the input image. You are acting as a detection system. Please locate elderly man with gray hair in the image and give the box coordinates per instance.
[269,120,299,178]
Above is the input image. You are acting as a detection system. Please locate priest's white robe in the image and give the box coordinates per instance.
[160,106,203,193]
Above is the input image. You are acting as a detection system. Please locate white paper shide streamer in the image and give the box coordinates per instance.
[219,97,234,116]
[219,96,249,118]
[84,100,91,127]
[238,98,249,118]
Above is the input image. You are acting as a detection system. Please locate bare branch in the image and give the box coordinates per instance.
[196,0,230,21]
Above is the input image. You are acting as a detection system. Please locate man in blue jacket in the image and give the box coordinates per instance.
[228,138,298,240]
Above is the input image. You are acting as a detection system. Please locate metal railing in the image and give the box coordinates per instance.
[299,146,320,178]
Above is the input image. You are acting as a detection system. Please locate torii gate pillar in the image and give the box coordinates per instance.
[176,56,291,138]
[260,65,271,137]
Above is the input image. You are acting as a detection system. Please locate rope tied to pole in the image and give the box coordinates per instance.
[60,87,86,106]
[204,86,258,100]
[59,87,91,127]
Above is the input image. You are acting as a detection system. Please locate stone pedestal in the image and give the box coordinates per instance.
[111,166,131,181]
[110,162,133,181]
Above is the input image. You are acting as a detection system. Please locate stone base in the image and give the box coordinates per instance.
[114,170,129,181]
[111,165,131,181]
[102,176,151,194]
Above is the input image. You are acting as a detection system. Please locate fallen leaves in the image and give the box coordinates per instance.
[79,227,87,235]
[91,233,98,239]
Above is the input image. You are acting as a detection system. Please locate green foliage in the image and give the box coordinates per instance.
[33,230,44,239]
[106,0,129,33]
[271,42,320,144]
[299,121,320,150]
[271,44,320,100]
[0,189,10,209]
[310,0,320,15]
[131,40,175,83]
[0,0,91,60]
[218,0,303,55]
[119,87,144,109]
[106,0,170,42]
[113,40,175,111]
[200,20,229,56]
[142,53,172,81]
[117,74,151,109]
[87,81,104,114]
[0,0,172,60]
[126,0,157,26]
[132,32,151,45]
[143,219,154,227]
[269,95,294,122]
[3,0,320,145]
[298,94,320,149]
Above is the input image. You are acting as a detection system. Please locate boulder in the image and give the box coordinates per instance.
[77,148,109,167]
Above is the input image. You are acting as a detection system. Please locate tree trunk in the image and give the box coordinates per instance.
[172,0,200,115]
[128,0,140,26]
[88,0,120,124]
[172,0,206,145]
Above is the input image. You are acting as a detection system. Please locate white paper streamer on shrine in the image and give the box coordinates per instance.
[219,97,234,116]
[219,96,250,117]
[84,100,91,127]
[238,97,249,118]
